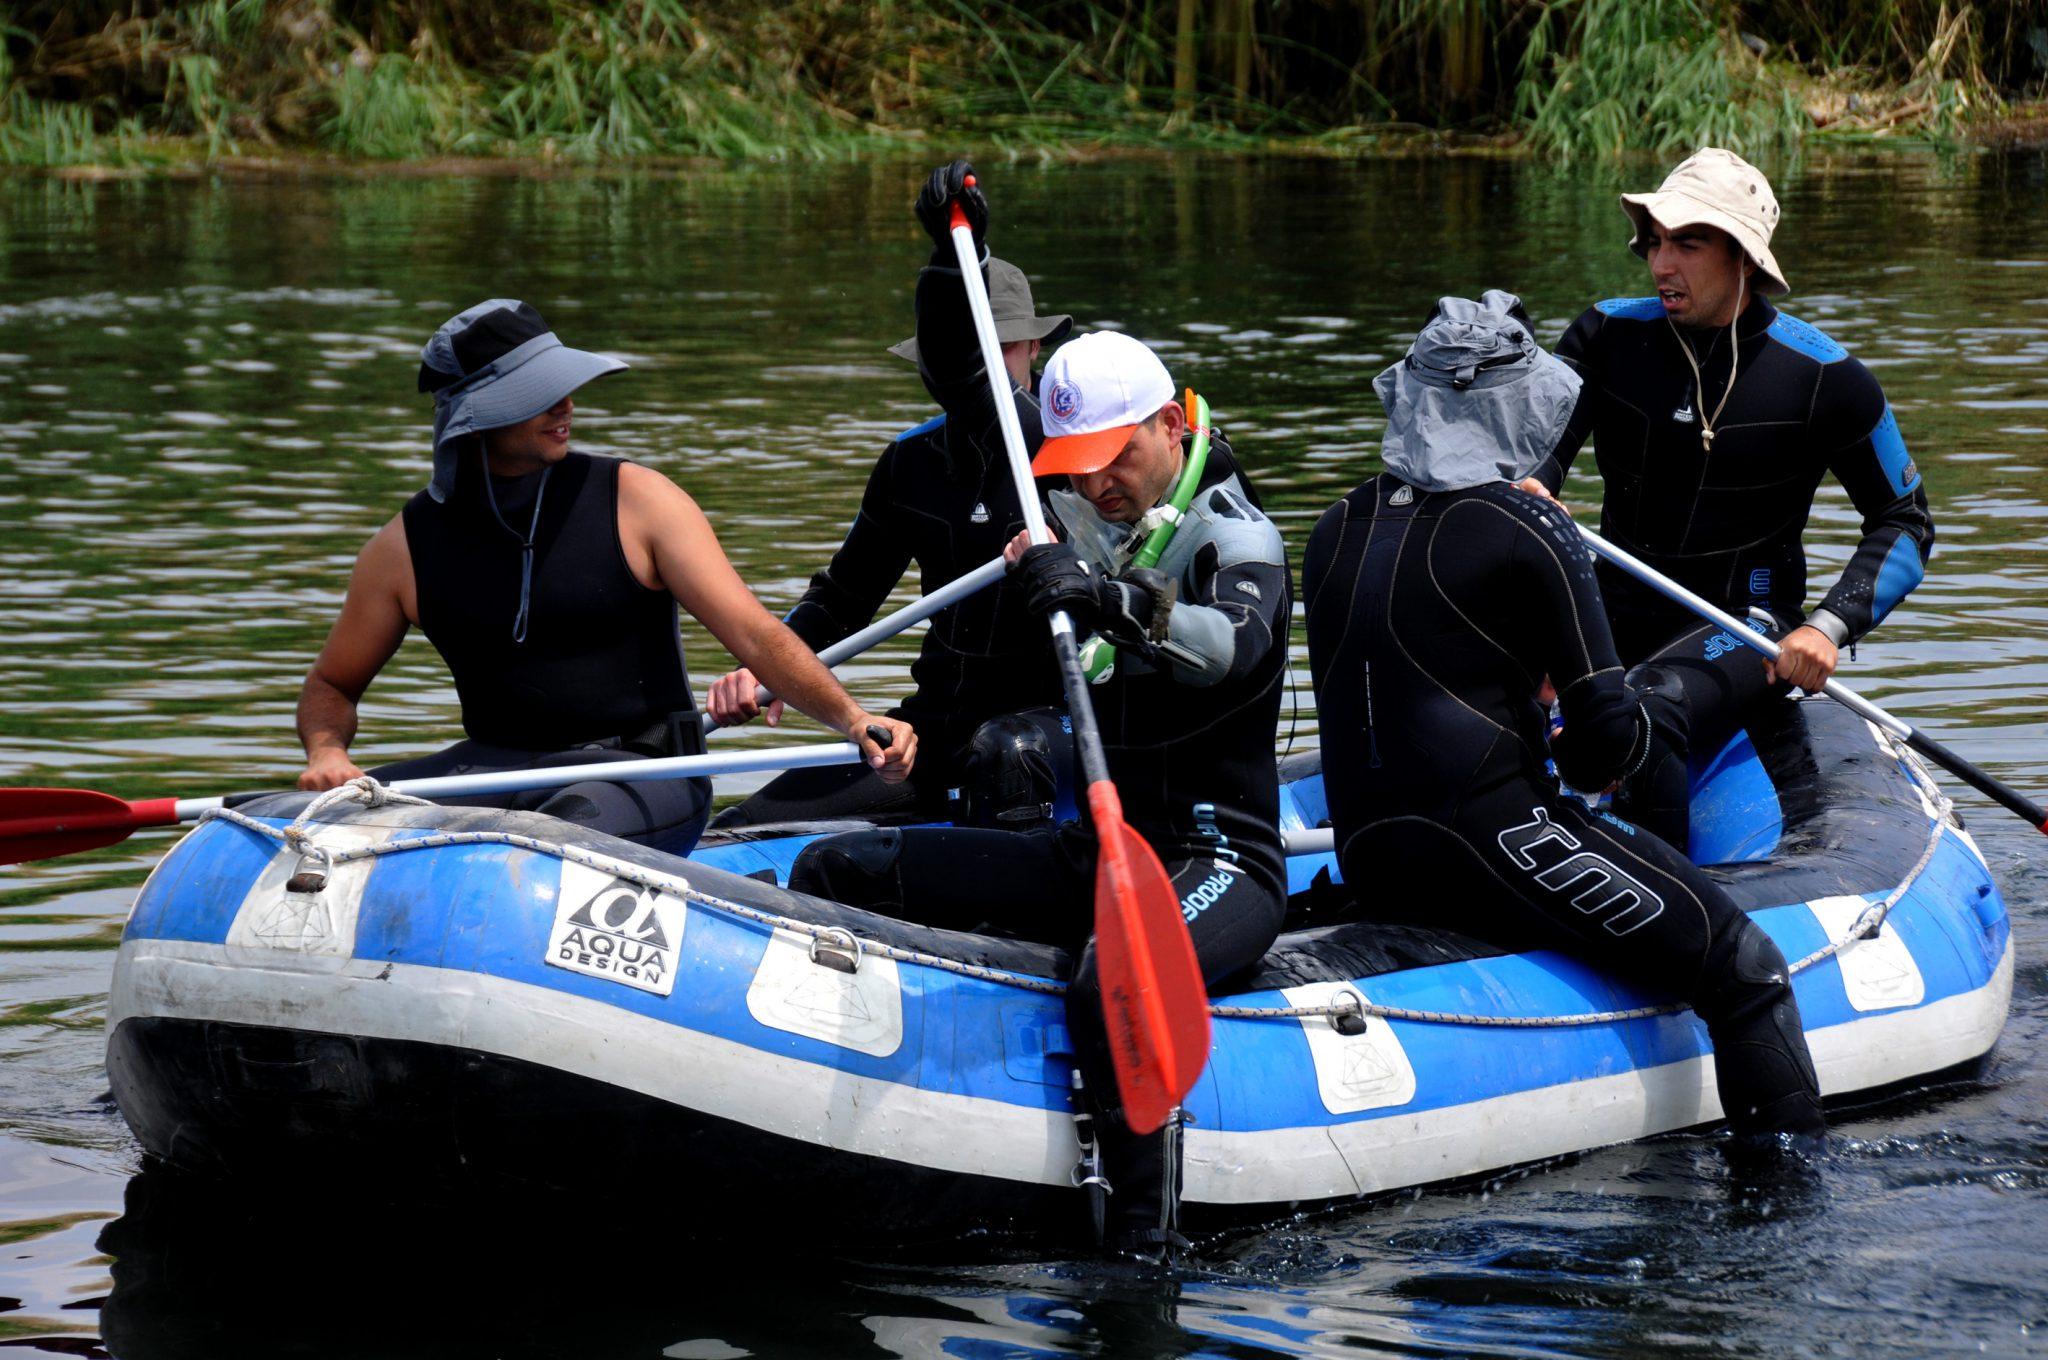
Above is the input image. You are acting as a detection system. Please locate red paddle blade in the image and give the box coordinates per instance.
[0,788,178,866]
[1088,782,1212,1135]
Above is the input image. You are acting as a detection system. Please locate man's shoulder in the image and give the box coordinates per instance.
[1458,481,1584,553]
[892,411,947,444]
[1556,298,1659,366]
[614,457,695,518]
[1185,476,1285,567]
[1762,310,1851,365]
[1591,295,1668,323]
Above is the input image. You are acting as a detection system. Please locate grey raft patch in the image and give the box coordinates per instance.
[546,861,689,998]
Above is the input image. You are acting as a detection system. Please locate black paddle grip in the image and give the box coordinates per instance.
[1904,728,2048,829]
[866,724,893,751]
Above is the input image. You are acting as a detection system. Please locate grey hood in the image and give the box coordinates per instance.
[1373,290,1582,493]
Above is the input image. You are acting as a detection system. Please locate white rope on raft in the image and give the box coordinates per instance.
[205,735,1956,1029]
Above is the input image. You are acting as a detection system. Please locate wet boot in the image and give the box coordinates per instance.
[1097,1110,1189,1263]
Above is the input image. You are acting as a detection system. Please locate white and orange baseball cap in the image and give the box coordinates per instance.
[1033,331,1176,477]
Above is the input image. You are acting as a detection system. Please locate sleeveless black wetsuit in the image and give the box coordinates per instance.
[383,451,712,853]
[716,251,1065,827]
[1541,296,1935,846]
[791,438,1293,1248]
[1303,474,1823,1139]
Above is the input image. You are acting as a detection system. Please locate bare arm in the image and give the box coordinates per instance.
[620,464,916,780]
[295,517,414,790]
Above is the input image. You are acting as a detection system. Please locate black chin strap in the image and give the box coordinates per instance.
[480,454,553,645]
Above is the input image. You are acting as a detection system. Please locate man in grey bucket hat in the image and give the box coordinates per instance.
[1531,147,1935,849]
[292,299,916,854]
[709,160,1075,830]
[1304,291,1826,1146]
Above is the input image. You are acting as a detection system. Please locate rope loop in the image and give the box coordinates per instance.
[194,739,1956,1031]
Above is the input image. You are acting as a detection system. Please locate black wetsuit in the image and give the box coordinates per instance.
[1303,474,1823,1138]
[792,440,1293,1248]
[716,253,1064,827]
[1541,295,1935,846]
[383,451,712,854]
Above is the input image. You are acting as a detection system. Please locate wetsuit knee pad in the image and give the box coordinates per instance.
[1625,661,1694,756]
[1697,917,1825,1137]
[788,829,905,907]
[963,713,1058,831]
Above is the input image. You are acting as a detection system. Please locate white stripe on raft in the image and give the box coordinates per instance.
[107,936,2012,1206]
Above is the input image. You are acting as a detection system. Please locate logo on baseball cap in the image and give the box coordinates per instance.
[1032,331,1176,477]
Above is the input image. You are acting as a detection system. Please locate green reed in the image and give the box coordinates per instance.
[0,0,2035,168]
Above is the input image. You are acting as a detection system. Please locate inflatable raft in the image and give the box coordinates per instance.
[107,699,2011,1236]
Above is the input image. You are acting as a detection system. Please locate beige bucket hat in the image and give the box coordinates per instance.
[1621,147,1789,297]
[889,256,1072,365]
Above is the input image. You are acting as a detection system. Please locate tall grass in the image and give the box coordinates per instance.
[0,0,2035,168]
[1517,0,1809,161]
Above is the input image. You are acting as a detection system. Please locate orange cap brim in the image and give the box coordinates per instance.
[1032,423,1135,477]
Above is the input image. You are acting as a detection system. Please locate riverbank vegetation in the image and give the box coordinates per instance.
[5,0,2044,168]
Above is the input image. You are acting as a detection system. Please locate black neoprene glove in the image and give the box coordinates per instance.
[915,159,988,256]
[1015,544,1172,651]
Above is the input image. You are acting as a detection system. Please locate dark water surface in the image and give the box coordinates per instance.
[2,153,2046,1358]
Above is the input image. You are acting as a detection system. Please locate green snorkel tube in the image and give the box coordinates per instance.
[1079,388,1212,684]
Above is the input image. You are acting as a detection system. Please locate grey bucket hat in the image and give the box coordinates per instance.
[889,257,1072,365]
[1374,290,1583,493]
[419,299,628,502]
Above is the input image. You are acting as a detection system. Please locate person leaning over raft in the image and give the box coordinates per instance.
[293,299,916,853]
[1526,148,1935,849]
[708,160,1071,829]
[1304,292,1824,1143]
[790,331,1292,1259]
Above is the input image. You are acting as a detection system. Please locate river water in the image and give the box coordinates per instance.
[1,152,2045,1358]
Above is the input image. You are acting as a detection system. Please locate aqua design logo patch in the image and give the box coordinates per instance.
[1047,379,1081,423]
[545,862,687,997]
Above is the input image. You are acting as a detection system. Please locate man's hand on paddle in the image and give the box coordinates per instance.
[915,159,987,253]
[1768,625,1839,692]
[854,713,917,782]
[707,667,785,729]
[1515,477,1567,512]
[297,747,366,792]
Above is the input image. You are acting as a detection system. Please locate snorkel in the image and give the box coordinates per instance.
[1079,388,1211,684]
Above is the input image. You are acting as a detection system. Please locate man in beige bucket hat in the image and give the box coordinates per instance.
[1526,147,1935,849]
[709,159,1074,828]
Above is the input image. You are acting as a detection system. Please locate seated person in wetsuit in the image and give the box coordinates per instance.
[1528,148,1935,848]
[708,161,1071,830]
[791,331,1292,1258]
[293,299,916,855]
[1304,291,1824,1143]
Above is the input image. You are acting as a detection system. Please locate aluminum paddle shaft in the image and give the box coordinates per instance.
[703,554,1008,732]
[1580,525,2048,833]
[947,183,1211,1136]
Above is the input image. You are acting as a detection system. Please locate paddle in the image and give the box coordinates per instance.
[703,554,1008,733]
[0,736,886,867]
[947,179,1210,1136]
[1580,525,2048,835]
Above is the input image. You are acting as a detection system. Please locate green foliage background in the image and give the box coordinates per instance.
[5,0,2044,166]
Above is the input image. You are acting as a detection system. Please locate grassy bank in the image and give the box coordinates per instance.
[6,0,2043,169]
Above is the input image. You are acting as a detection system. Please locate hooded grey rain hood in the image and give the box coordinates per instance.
[1373,290,1582,493]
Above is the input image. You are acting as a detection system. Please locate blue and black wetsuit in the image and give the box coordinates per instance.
[1539,296,1935,846]
[383,450,713,854]
[715,251,1065,827]
[1304,474,1823,1138]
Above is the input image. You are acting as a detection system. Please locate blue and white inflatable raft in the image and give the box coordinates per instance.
[107,700,2011,1234]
